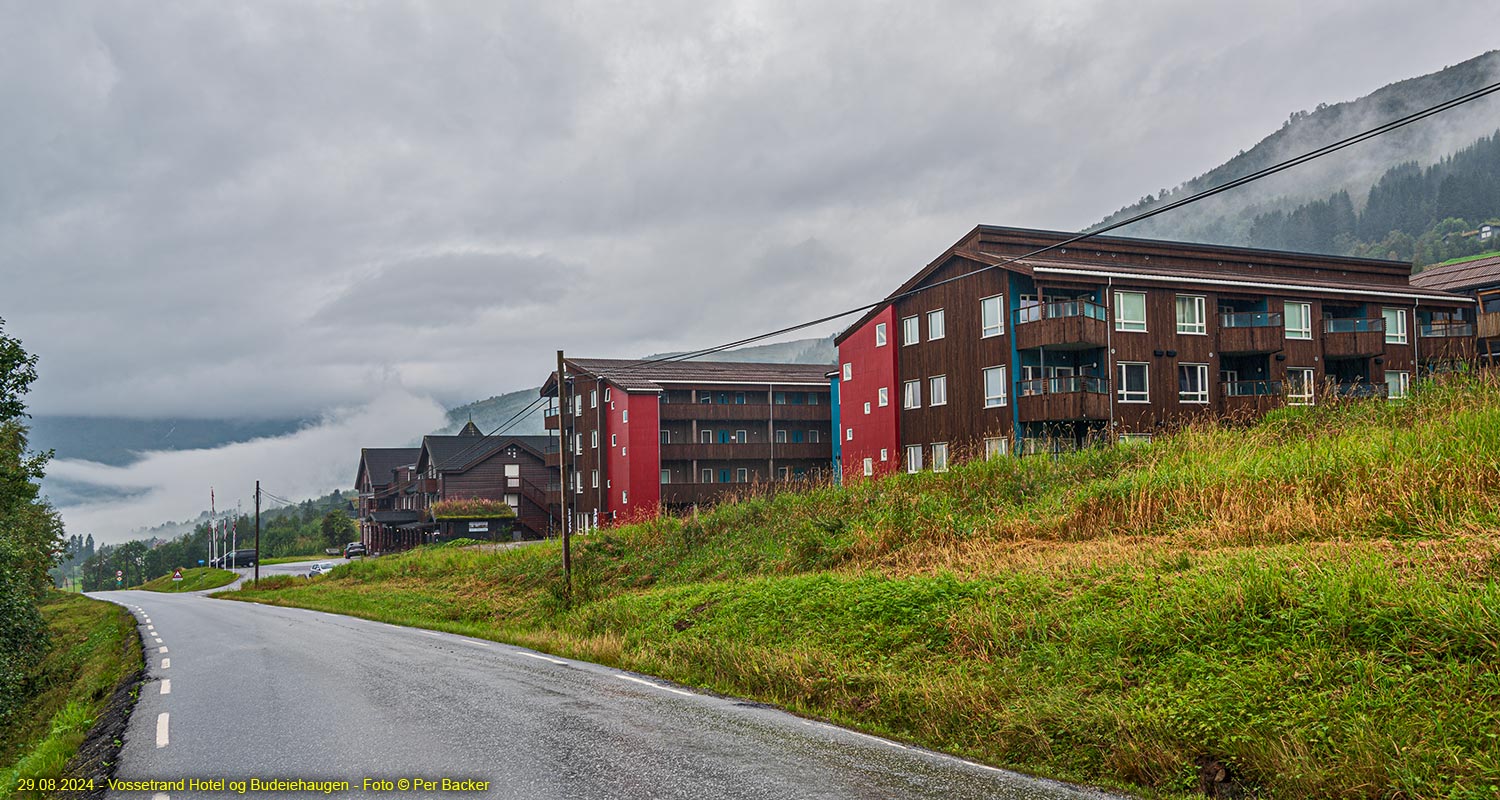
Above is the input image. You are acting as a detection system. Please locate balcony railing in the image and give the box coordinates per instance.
[1220,311,1282,328]
[1222,380,1283,397]
[1014,300,1108,325]
[1334,382,1388,399]
[1420,322,1474,338]
[1324,317,1384,334]
[1016,375,1109,396]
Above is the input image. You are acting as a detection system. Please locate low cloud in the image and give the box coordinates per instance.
[48,388,447,545]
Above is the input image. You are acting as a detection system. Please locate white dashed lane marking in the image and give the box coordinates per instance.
[159,646,168,653]
[615,674,694,697]
[156,713,169,748]
[517,652,568,666]
[161,658,170,669]
[161,679,171,695]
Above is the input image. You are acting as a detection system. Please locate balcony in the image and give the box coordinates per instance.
[1013,300,1109,351]
[543,449,562,468]
[659,402,831,422]
[769,442,832,461]
[1334,382,1388,400]
[1015,375,1111,422]
[660,442,773,461]
[1478,312,1500,340]
[543,411,561,431]
[1420,322,1476,361]
[1219,380,1284,417]
[1322,318,1385,359]
[1218,312,1284,355]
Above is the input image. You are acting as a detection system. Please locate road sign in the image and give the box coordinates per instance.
[116,570,123,577]
[172,568,184,582]
[198,559,205,565]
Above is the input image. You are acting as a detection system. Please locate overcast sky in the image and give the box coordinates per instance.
[5,1,1497,541]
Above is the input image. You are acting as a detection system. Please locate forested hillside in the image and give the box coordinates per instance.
[1093,50,1500,268]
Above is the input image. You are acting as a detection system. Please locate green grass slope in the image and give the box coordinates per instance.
[226,372,1500,799]
[137,567,238,593]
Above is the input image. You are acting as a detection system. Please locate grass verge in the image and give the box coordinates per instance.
[258,554,330,566]
[0,593,143,799]
[225,372,1500,799]
[136,567,238,593]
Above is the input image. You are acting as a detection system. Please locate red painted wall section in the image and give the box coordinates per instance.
[837,306,900,479]
[606,389,662,523]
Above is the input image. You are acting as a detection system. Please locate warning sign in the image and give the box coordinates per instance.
[172,568,184,582]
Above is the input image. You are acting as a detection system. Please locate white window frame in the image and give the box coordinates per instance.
[927,309,946,341]
[929,375,948,407]
[932,442,949,473]
[1117,362,1150,403]
[1175,295,1206,335]
[1114,290,1147,332]
[903,379,921,409]
[590,470,598,489]
[591,430,599,448]
[736,468,748,483]
[775,429,788,443]
[862,458,873,476]
[902,315,920,346]
[590,390,597,408]
[983,365,1007,408]
[603,387,611,403]
[660,469,671,484]
[1178,363,1210,404]
[983,437,1008,459]
[610,433,617,447]
[1285,302,1312,340]
[700,468,712,484]
[980,294,1004,338]
[1386,370,1410,400]
[622,409,628,423]
[660,430,670,444]
[1383,307,1408,345]
[1288,367,1316,405]
[842,362,852,381]
[877,386,889,407]
[874,323,887,347]
[845,427,853,441]
[880,448,888,462]
[905,444,923,474]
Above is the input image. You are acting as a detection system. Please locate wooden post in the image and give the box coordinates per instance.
[253,481,261,586]
[556,350,572,595]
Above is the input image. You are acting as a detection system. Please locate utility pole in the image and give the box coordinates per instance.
[556,350,572,596]
[254,481,261,586]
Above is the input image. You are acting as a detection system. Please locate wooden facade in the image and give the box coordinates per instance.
[542,358,834,531]
[839,226,1474,469]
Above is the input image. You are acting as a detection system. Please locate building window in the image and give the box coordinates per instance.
[604,387,611,402]
[983,366,1007,408]
[980,295,1004,338]
[589,390,597,408]
[878,386,889,407]
[611,434,617,447]
[927,309,946,340]
[775,392,787,405]
[778,466,790,480]
[1117,362,1150,403]
[660,430,670,444]
[1288,367,1315,405]
[842,363,852,381]
[932,442,949,472]
[736,429,747,443]
[574,396,582,416]
[660,470,671,484]
[880,448,888,461]
[928,375,947,406]
[1175,295,1206,335]
[863,458,873,476]
[700,429,712,443]
[984,437,1009,459]
[574,434,582,455]
[1386,370,1410,399]
[736,468,748,483]
[591,430,599,448]
[903,379,921,409]
[735,392,746,404]
[1178,363,1209,404]
[700,468,712,483]
[808,393,819,405]
[902,315,920,345]
[1114,291,1147,332]
[809,429,820,443]
[1383,307,1408,344]
[863,401,871,415]
[775,429,788,443]
[1285,302,1312,340]
[621,447,626,457]
[905,444,923,473]
[622,490,628,504]
[590,470,598,488]
[875,322,887,347]
[846,427,853,441]
[622,409,628,423]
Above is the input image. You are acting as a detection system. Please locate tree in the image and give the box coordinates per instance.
[0,318,63,728]
[320,510,353,551]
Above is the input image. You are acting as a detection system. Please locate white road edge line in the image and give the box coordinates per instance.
[147,625,154,631]
[161,658,170,669]
[462,640,491,647]
[420,631,443,637]
[615,674,694,697]
[828,725,907,750]
[160,679,171,695]
[152,793,169,800]
[155,713,169,748]
[516,651,567,665]
[159,646,168,653]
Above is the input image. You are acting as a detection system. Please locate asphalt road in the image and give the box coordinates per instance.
[90,587,1122,800]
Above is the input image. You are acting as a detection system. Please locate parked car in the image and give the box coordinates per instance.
[307,562,336,578]
[343,542,367,558]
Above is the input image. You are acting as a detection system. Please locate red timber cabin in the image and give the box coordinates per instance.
[542,358,835,531]
[835,225,1473,469]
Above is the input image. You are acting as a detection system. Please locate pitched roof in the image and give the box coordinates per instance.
[1410,253,1500,293]
[356,447,420,489]
[544,358,832,393]
[419,434,554,473]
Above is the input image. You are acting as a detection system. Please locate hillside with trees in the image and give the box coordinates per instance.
[1092,50,1500,268]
